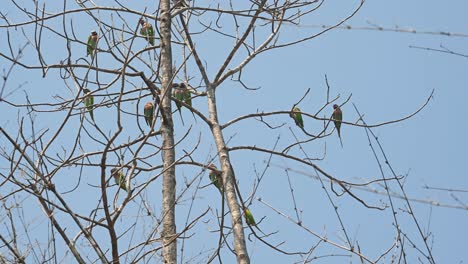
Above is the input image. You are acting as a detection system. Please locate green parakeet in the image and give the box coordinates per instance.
[208,164,223,194]
[244,207,266,234]
[172,83,186,125]
[83,88,94,121]
[139,19,155,46]
[180,83,192,107]
[244,208,256,226]
[111,168,127,192]
[332,104,343,147]
[144,101,154,127]
[87,30,98,57]
[172,83,183,111]
[290,107,304,128]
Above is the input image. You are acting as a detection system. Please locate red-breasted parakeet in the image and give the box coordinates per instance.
[139,19,155,46]
[111,168,127,192]
[332,104,343,147]
[179,83,192,107]
[290,107,304,128]
[172,83,186,124]
[172,83,184,111]
[244,207,266,234]
[144,101,154,127]
[208,164,223,194]
[83,88,94,121]
[244,207,256,226]
[87,30,98,57]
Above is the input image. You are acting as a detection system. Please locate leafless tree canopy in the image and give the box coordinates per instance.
[0,0,462,263]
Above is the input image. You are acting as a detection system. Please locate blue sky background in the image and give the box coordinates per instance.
[1,0,467,263]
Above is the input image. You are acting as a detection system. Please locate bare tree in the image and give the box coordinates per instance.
[0,0,465,263]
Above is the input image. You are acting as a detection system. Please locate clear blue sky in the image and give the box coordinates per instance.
[1,0,467,263]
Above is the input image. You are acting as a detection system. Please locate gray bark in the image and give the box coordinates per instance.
[207,84,250,264]
[159,0,177,263]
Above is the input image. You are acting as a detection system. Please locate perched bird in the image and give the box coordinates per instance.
[290,107,304,128]
[172,83,183,111]
[83,88,94,121]
[244,207,256,226]
[180,83,192,107]
[244,207,265,234]
[172,83,185,125]
[86,30,98,57]
[208,164,223,194]
[139,18,155,46]
[144,102,154,127]
[111,168,127,192]
[332,104,343,147]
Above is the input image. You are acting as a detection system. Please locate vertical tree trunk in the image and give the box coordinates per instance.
[159,0,177,263]
[207,84,250,264]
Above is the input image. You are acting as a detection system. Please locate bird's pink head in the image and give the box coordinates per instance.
[208,164,217,171]
[144,102,153,109]
[91,30,97,36]
[139,18,145,25]
[333,104,339,109]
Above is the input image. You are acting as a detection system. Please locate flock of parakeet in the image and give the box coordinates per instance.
[86,18,155,57]
[140,82,193,129]
[172,83,192,111]
[83,19,193,126]
[207,164,259,230]
[290,104,343,146]
[85,20,192,194]
[86,18,342,232]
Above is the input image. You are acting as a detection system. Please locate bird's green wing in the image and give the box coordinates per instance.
[118,173,127,191]
[177,91,185,101]
[87,35,97,57]
[184,90,192,107]
[209,172,222,194]
[140,27,146,36]
[85,95,94,110]
[332,109,343,147]
[244,208,256,226]
[295,112,303,128]
[144,106,153,126]
[148,25,154,37]
[141,24,155,45]
[119,176,127,191]
[148,25,155,45]
[292,107,303,128]
[85,95,94,120]
[87,35,94,56]
[334,119,341,132]
[332,111,342,132]
[174,91,183,111]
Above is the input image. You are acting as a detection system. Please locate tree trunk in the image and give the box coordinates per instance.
[207,84,250,264]
[159,0,177,263]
